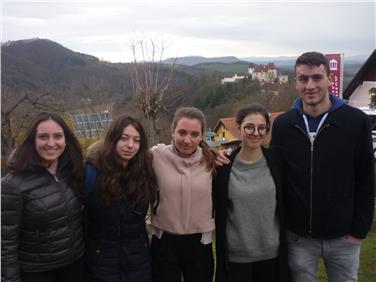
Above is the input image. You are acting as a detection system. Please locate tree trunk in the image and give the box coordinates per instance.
[147,113,160,146]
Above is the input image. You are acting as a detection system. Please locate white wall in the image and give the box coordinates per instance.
[348,81,376,108]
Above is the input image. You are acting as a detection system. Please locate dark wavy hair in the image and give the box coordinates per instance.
[172,107,216,172]
[8,112,84,197]
[235,103,271,131]
[94,115,157,205]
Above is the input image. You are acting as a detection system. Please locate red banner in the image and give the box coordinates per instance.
[325,54,344,98]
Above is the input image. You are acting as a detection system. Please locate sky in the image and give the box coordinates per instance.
[2,0,375,63]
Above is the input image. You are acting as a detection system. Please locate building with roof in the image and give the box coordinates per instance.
[343,49,376,110]
[248,63,288,84]
[220,73,246,84]
[249,63,277,83]
[211,111,284,149]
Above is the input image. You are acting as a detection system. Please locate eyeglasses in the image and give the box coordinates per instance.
[243,124,269,136]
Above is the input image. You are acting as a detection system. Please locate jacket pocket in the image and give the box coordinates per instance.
[286,230,302,243]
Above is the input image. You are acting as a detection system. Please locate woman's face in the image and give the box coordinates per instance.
[240,113,268,150]
[173,117,203,157]
[35,119,66,165]
[115,124,141,165]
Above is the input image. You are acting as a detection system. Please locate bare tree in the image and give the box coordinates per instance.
[130,36,177,145]
[1,86,62,156]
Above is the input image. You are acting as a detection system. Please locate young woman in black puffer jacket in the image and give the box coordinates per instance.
[1,112,85,282]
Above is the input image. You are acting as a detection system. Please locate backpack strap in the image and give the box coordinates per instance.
[85,162,97,193]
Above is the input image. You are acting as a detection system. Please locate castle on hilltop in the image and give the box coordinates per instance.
[248,63,288,83]
[221,62,288,85]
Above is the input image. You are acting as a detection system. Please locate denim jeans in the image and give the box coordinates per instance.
[286,230,361,282]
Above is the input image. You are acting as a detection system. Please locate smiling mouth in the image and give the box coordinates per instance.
[44,149,58,153]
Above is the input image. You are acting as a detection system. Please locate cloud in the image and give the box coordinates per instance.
[2,1,375,62]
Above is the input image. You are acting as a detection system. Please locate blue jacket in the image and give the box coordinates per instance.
[271,100,375,239]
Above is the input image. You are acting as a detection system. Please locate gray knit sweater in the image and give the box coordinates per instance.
[226,155,279,263]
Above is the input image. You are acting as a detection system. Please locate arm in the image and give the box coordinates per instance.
[350,117,375,239]
[1,176,23,282]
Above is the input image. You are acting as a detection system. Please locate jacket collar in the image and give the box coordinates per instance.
[171,140,201,160]
[285,107,345,129]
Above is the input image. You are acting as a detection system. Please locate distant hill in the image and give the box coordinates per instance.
[240,55,368,68]
[1,39,222,111]
[2,39,138,108]
[163,54,367,70]
[192,61,252,74]
[240,56,296,67]
[163,56,240,66]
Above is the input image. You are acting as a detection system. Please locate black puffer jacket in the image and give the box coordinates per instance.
[1,163,85,282]
[84,174,152,282]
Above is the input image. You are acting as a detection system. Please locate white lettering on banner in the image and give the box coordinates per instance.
[325,54,343,98]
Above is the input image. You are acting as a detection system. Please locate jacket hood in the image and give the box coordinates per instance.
[293,94,345,115]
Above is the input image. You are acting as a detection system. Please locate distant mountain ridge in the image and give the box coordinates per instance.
[163,54,367,67]
[163,56,241,66]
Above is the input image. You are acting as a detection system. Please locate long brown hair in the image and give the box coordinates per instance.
[172,107,216,172]
[94,115,157,205]
[8,112,84,197]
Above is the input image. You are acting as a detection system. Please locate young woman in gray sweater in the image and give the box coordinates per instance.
[213,103,289,282]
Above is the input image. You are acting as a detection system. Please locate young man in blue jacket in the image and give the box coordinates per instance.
[271,51,375,282]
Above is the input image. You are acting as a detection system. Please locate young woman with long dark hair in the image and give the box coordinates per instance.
[84,115,157,282]
[1,112,85,282]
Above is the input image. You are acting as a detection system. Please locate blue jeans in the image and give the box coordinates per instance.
[287,230,361,282]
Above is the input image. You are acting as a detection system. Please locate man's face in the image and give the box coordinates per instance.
[295,64,332,108]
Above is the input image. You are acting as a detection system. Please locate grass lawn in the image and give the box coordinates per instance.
[317,222,376,282]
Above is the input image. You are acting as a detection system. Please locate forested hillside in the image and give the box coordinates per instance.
[2,38,362,147]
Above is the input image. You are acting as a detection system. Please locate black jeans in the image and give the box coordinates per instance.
[228,257,279,282]
[151,233,214,282]
[21,257,84,282]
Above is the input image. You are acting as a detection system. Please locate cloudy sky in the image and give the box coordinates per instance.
[2,0,375,62]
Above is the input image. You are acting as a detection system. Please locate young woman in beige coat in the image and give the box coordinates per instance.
[150,107,216,282]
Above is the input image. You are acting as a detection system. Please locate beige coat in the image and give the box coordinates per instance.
[151,143,215,235]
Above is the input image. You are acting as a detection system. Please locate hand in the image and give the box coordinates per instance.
[345,235,361,244]
[215,148,232,166]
